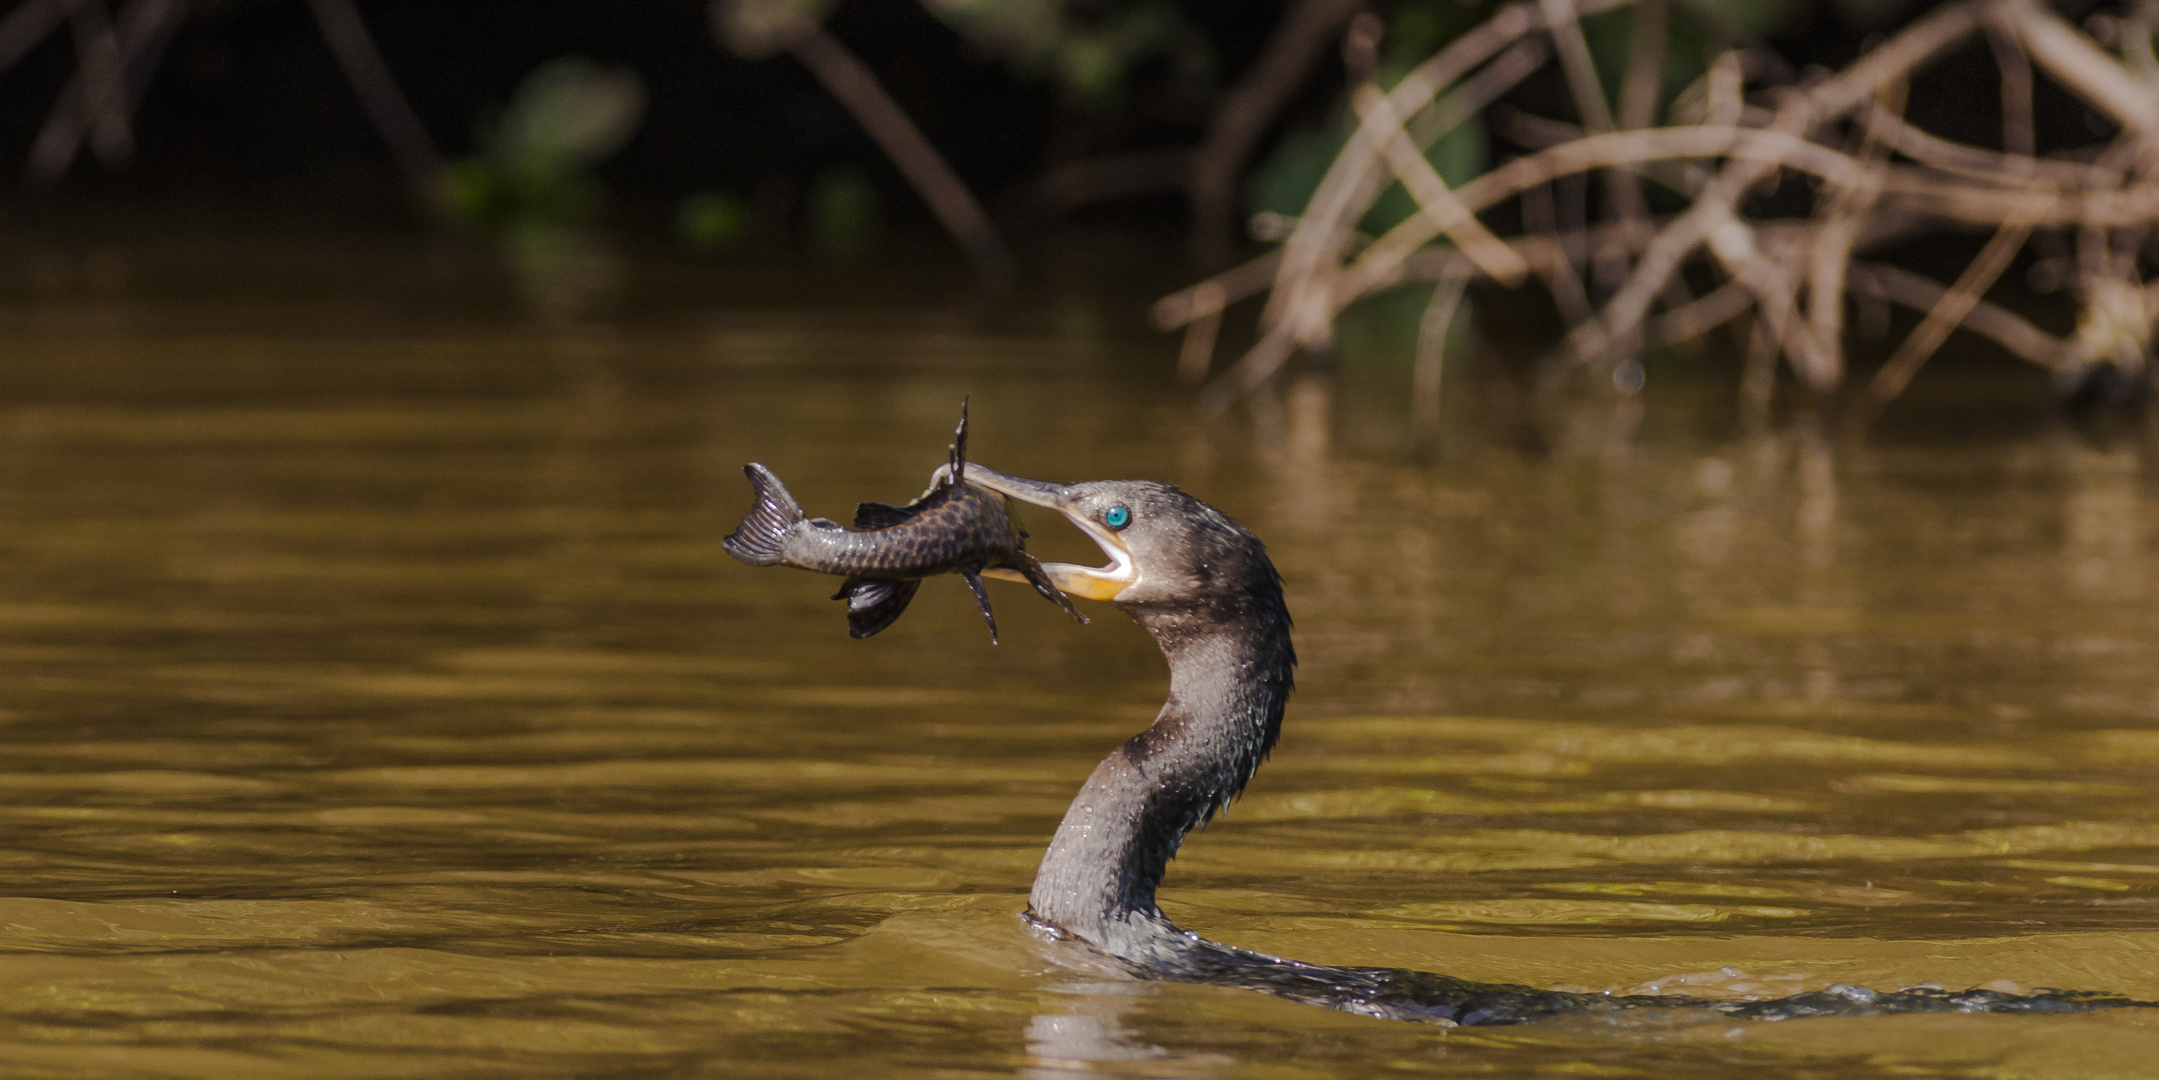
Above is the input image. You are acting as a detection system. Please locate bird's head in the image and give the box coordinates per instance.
[946,464,1277,618]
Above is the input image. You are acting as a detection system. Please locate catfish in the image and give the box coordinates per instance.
[722,404,1087,642]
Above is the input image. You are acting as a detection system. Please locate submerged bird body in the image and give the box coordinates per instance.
[946,462,2152,1026]
[722,408,1084,641]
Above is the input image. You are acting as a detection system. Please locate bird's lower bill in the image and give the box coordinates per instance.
[989,560,1129,602]
[945,464,1138,602]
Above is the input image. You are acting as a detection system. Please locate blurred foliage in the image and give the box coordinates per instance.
[677,190,756,250]
[1383,0,1505,66]
[808,168,882,251]
[441,58,646,230]
[718,0,1209,105]
[919,0,1212,106]
[712,0,839,56]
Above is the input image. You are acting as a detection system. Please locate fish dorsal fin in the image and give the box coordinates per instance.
[947,398,969,486]
[852,500,919,530]
[855,399,972,531]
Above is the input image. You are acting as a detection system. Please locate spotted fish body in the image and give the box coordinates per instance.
[722,406,1086,642]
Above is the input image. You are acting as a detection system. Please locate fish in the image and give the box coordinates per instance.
[721,403,1088,642]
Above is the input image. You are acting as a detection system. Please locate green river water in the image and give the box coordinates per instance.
[2,225,2157,1077]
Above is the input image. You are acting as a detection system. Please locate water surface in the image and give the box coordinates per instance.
[2,227,2158,1077]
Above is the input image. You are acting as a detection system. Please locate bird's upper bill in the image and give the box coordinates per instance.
[940,463,1138,602]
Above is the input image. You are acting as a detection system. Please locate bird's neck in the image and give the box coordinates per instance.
[1027,589,1294,959]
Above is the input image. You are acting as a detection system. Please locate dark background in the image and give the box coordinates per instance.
[2,0,2075,251]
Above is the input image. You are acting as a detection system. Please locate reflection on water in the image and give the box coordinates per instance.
[2062,442,2147,602]
[2,228,2159,1076]
[1022,985,1181,1078]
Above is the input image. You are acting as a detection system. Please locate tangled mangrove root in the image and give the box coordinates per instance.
[1157,0,2159,420]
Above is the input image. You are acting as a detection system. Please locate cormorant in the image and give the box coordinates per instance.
[949,462,2144,1026]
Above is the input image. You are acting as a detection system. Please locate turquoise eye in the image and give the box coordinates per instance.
[1104,505,1131,530]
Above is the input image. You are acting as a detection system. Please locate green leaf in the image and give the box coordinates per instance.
[494,58,646,170]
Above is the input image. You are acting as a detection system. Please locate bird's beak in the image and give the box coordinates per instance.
[938,463,1137,602]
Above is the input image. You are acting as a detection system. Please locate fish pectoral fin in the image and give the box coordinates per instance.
[837,577,922,639]
[851,500,921,530]
[959,567,998,645]
[1015,553,1089,625]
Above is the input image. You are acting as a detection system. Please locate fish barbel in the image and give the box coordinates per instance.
[721,403,1087,642]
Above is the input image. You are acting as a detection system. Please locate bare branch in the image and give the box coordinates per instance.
[1039,150,1189,212]
[1853,262,2062,367]
[1331,118,2157,319]
[1172,0,2152,419]
[1261,0,1600,339]
[782,23,1016,286]
[1404,37,1553,147]
[1522,182,1594,326]
[1188,0,1367,266]
[1868,202,2043,401]
[1542,0,1654,285]
[1413,264,1474,428]
[1646,277,1752,344]
[1194,38,1561,406]
[1602,0,1667,286]
[26,0,181,187]
[1568,0,1983,364]
[1540,0,1616,133]
[1618,0,1668,130]
[1350,80,1528,284]
[1855,100,2091,185]
[1705,211,1829,387]
[1799,79,1901,392]
[1993,0,2159,154]
[1340,126,1840,305]
[63,0,131,169]
[0,0,82,76]
[1178,283,1226,385]
[303,0,444,192]
[1153,250,1283,329]
[1983,11,2035,166]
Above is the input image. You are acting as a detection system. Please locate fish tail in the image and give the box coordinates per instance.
[722,463,805,566]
